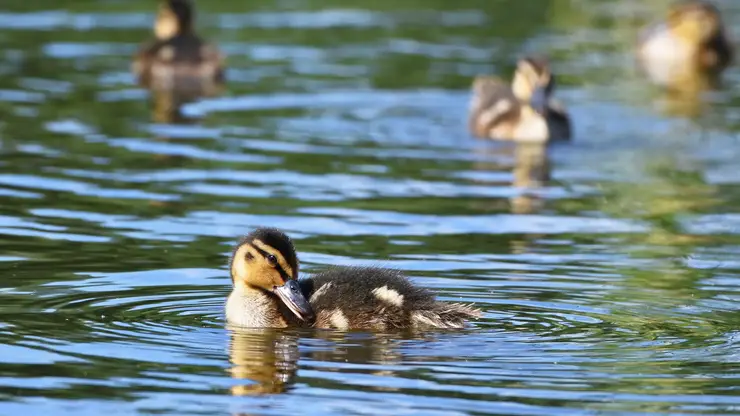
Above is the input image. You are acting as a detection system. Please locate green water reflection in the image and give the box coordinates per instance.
[0,0,739,414]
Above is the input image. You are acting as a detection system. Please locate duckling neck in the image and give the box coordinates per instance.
[177,22,193,35]
[225,284,288,328]
[513,106,549,142]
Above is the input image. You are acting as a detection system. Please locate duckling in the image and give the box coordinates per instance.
[637,1,732,89]
[225,227,481,330]
[133,0,224,91]
[469,57,571,143]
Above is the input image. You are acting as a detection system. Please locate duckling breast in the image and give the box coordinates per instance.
[226,288,288,328]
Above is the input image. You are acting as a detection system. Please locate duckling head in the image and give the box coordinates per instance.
[511,56,555,115]
[154,0,194,40]
[230,227,314,322]
[667,1,724,45]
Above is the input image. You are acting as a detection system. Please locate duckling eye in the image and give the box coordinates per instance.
[265,254,277,266]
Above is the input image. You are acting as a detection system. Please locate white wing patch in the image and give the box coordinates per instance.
[372,285,404,307]
[478,98,513,126]
[329,309,349,329]
[310,282,332,303]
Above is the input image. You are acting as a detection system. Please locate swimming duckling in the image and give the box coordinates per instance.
[469,57,571,143]
[637,1,732,90]
[133,0,224,91]
[225,228,481,330]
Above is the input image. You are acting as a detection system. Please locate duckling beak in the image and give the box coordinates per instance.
[273,280,315,322]
[530,86,548,115]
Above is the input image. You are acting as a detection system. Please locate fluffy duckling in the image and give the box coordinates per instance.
[469,57,571,143]
[133,0,224,90]
[638,1,732,89]
[225,228,481,330]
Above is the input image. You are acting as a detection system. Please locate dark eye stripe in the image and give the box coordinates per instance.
[251,244,290,282]
[275,266,291,283]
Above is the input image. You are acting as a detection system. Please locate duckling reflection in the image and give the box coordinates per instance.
[637,0,732,110]
[227,326,300,396]
[310,332,401,364]
[469,57,571,143]
[511,143,550,215]
[471,143,551,215]
[144,75,210,172]
[307,331,465,393]
[468,143,551,256]
[133,0,225,93]
[150,87,203,125]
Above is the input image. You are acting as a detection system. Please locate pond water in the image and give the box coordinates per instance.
[2,0,740,414]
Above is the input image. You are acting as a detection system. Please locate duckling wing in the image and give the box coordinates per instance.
[546,99,572,141]
[469,76,520,138]
[298,267,480,330]
[132,39,160,81]
[470,75,512,111]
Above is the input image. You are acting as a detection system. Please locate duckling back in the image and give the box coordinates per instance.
[299,267,480,330]
[134,35,224,90]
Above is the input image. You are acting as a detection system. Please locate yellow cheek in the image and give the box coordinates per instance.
[247,264,286,289]
[230,243,289,289]
[264,267,285,287]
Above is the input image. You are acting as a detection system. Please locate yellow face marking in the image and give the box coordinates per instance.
[669,5,720,44]
[230,245,250,291]
[512,60,552,102]
[154,7,179,39]
[231,244,262,283]
[231,243,285,291]
[251,239,294,279]
[512,62,537,100]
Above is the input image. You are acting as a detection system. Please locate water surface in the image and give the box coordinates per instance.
[2,0,740,414]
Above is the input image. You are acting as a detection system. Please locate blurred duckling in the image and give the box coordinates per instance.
[225,227,481,330]
[469,57,571,143]
[638,1,732,90]
[133,0,224,92]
